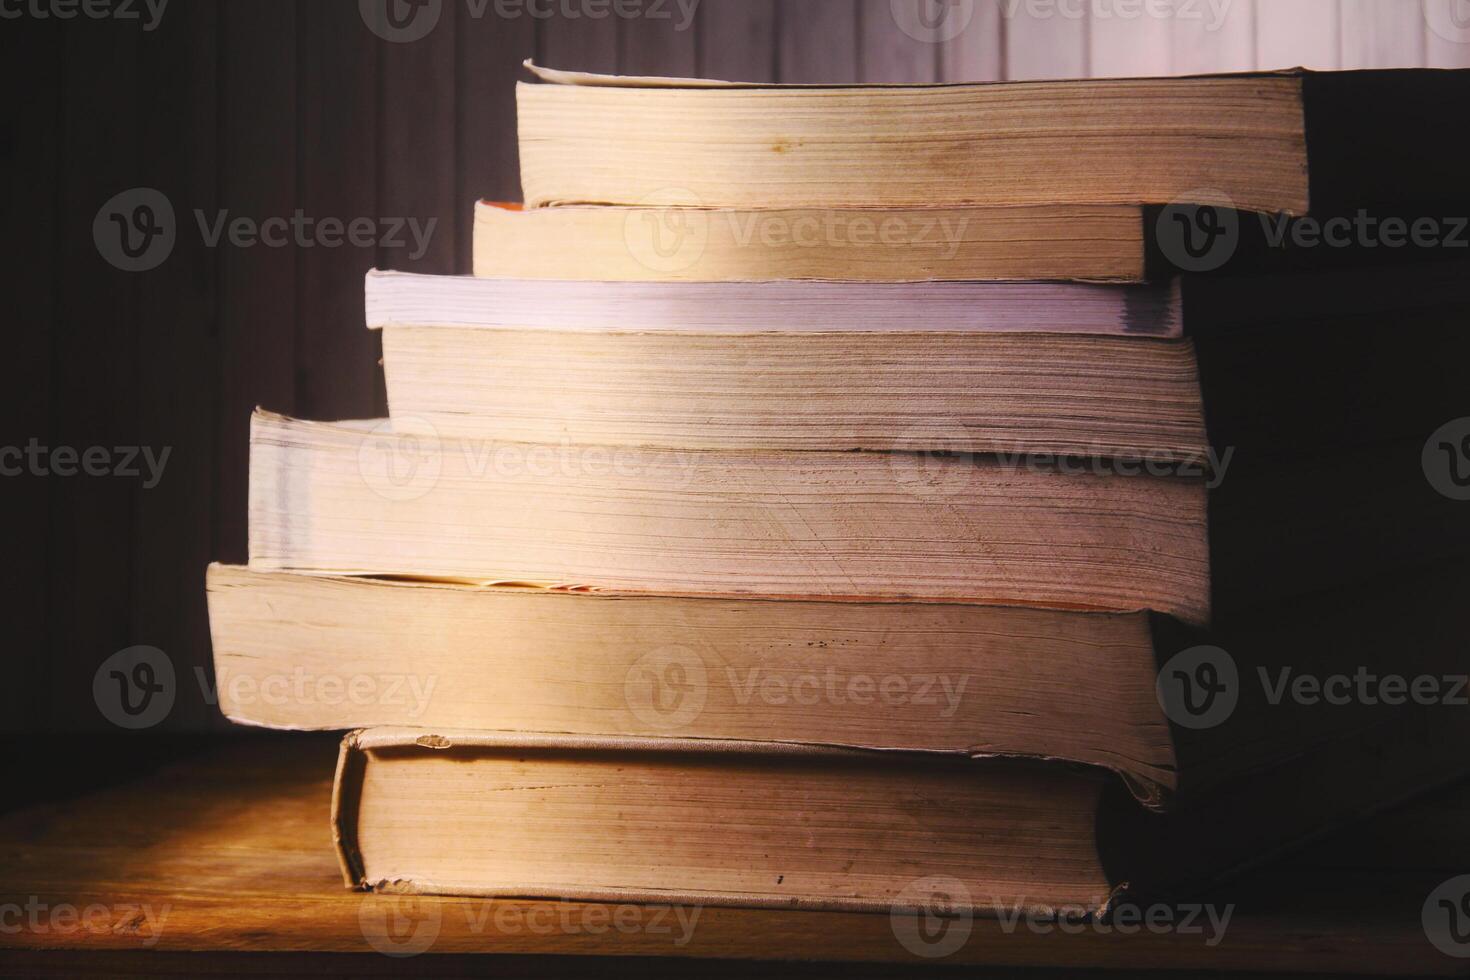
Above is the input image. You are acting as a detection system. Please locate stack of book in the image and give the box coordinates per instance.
[209,65,1470,920]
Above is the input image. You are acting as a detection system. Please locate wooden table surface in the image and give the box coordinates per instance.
[2,733,1467,977]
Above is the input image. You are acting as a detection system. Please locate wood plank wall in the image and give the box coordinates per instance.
[4,0,1465,732]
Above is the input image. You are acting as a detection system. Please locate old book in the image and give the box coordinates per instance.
[210,563,1469,812]
[368,269,1199,460]
[369,262,1470,463]
[246,409,1210,624]
[472,200,1148,282]
[211,564,1178,800]
[517,64,1470,215]
[365,267,1180,336]
[332,705,1468,911]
